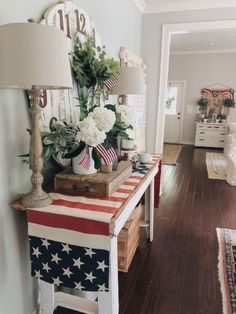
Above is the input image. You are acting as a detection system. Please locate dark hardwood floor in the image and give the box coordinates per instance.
[55,145,236,314]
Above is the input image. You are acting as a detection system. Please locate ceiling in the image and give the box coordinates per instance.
[136,0,236,14]
[170,29,236,54]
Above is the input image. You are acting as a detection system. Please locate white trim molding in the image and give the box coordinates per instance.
[131,0,146,13]
[144,0,236,14]
[181,141,195,146]
[171,49,236,55]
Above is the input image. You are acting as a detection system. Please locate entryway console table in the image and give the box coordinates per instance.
[195,122,228,148]
[12,155,161,314]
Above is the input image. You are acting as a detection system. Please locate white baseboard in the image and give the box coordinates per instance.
[181,141,194,145]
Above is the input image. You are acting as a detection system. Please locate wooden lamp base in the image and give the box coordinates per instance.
[22,87,52,208]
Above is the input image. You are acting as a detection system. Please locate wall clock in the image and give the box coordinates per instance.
[37,0,101,130]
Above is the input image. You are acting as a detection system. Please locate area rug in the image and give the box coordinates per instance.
[216,228,236,314]
[206,152,227,180]
[163,144,182,165]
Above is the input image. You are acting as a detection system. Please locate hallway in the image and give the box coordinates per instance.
[119,145,235,314]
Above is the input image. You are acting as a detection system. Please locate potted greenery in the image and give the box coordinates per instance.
[71,35,119,108]
[197,98,209,114]
[217,113,227,123]
[204,113,212,123]
[19,121,78,167]
[68,35,122,173]
[223,98,235,120]
[20,105,117,175]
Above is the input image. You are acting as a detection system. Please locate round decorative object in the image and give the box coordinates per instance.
[39,0,102,129]
[72,146,97,175]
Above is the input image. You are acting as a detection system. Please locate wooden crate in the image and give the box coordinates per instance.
[118,204,142,272]
[54,161,132,197]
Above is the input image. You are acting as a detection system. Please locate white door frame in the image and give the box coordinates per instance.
[155,19,236,153]
[165,80,186,144]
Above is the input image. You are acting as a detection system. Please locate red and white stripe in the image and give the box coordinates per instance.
[79,151,90,169]
[201,88,211,95]
[97,144,117,165]
[221,89,234,99]
[104,74,118,90]
[27,155,161,251]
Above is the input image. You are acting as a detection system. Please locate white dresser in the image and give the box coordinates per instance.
[195,123,228,148]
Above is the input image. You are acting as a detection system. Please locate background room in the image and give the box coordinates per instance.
[164,28,236,146]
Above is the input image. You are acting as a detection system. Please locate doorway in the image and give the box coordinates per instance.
[164,81,185,144]
[155,20,236,153]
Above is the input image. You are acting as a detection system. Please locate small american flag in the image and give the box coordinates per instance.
[79,147,91,169]
[104,74,118,90]
[97,143,117,165]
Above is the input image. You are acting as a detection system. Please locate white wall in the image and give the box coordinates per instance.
[142,8,236,152]
[0,1,141,314]
[168,52,236,144]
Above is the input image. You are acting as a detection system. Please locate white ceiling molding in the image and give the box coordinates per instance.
[144,0,236,14]
[171,49,236,55]
[131,0,146,13]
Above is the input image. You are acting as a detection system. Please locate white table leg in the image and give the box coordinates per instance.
[39,279,55,314]
[98,236,119,314]
[144,179,155,242]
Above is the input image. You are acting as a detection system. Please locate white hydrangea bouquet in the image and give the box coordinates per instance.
[105,104,134,142]
[67,34,121,173]
[60,106,116,174]
[64,104,133,174]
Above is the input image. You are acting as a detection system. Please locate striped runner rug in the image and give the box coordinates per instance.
[217,228,236,314]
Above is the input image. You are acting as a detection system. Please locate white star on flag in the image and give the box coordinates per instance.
[41,238,50,249]
[51,253,62,265]
[63,267,73,278]
[74,282,85,290]
[34,270,43,279]
[62,243,72,254]
[52,276,63,286]
[32,247,42,258]
[85,272,96,283]
[73,258,84,269]
[85,248,96,258]
[42,262,51,273]
[97,284,108,292]
[97,260,108,272]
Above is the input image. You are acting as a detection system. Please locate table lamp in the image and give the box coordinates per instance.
[0,23,73,208]
[110,67,145,104]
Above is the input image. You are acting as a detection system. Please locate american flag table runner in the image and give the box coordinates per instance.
[27,155,161,292]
